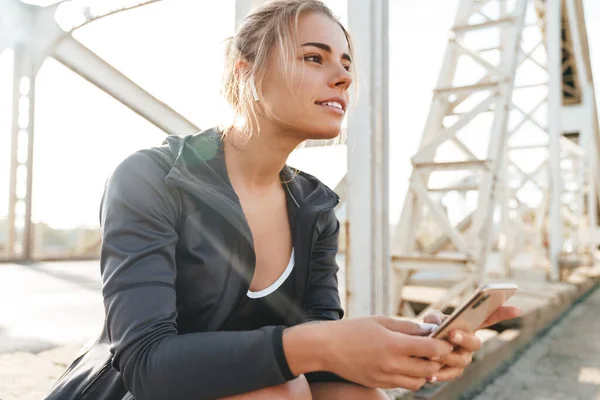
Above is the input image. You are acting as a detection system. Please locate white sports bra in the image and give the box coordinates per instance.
[246,248,295,299]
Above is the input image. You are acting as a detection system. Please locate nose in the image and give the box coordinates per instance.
[331,65,353,90]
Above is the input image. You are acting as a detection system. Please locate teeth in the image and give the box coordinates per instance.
[320,101,343,110]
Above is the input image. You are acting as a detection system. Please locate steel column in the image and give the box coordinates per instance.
[346,0,390,317]
[53,37,199,136]
[584,85,598,251]
[8,45,36,259]
[547,1,564,280]
[566,0,598,254]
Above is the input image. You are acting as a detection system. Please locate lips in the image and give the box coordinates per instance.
[315,97,347,113]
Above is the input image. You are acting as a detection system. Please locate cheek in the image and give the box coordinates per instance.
[265,69,316,118]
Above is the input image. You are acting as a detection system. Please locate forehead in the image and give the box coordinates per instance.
[296,12,350,55]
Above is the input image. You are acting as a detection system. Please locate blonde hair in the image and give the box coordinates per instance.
[221,0,357,139]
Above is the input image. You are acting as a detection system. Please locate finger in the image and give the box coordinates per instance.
[437,348,472,369]
[397,335,453,359]
[379,316,438,336]
[480,306,522,328]
[448,330,482,352]
[429,366,465,382]
[386,356,443,379]
[422,309,448,325]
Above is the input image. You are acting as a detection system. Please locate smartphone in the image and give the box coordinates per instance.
[428,283,518,340]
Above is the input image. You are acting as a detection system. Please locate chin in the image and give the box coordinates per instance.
[305,124,343,141]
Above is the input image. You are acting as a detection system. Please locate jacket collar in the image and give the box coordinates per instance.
[162,128,339,244]
[164,128,339,207]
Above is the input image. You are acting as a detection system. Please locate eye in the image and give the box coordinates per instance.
[304,54,323,64]
[343,64,351,72]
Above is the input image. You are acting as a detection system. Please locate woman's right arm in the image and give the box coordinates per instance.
[283,316,454,391]
[101,151,300,400]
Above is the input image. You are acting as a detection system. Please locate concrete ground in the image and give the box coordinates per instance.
[0,261,105,355]
[0,261,105,400]
[472,283,600,400]
[1,260,599,399]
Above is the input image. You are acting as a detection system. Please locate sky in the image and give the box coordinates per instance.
[1,0,600,230]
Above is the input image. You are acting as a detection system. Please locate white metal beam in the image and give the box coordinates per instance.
[547,1,564,280]
[53,36,199,136]
[562,104,588,133]
[413,92,497,162]
[471,0,528,283]
[566,0,598,252]
[410,175,472,257]
[4,0,62,260]
[346,0,390,317]
[453,16,516,32]
[2,0,199,138]
[394,4,471,257]
[584,85,598,251]
[7,45,36,259]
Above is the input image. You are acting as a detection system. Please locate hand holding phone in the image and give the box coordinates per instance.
[428,283,518,340]
[418,284,518,384]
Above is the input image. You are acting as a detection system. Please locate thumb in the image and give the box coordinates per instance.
[378,317,438,336]
[422,309,448,325]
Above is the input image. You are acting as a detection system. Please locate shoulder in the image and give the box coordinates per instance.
[101,146,181,223]
[110,146,174,183]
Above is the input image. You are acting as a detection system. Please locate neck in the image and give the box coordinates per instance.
[224,119,302,190]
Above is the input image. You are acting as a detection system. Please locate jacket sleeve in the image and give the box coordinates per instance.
[100,151,294,400]
[302,208,352,384]
[303,208,345,322]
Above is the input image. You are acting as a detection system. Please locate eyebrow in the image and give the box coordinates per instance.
[301,42,352,63]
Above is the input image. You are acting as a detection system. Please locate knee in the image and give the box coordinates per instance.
[372,388,390,400]
[268,375,312,400]
[347,387,389,400]
[310,382,389,400]
[224,375,311,400]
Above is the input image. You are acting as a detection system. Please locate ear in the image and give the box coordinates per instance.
[234,60,250,77]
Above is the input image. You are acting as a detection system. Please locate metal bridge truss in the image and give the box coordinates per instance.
[392,0,600,317]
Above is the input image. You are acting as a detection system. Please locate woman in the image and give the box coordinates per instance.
[50,1,521,399]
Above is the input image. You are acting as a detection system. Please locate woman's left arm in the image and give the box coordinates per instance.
[303,208,344,322]
[301,208,349,384]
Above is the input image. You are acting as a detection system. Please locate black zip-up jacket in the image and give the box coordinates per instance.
[100,129,344,399]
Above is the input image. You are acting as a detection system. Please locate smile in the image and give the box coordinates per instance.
[316,101,345,115]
